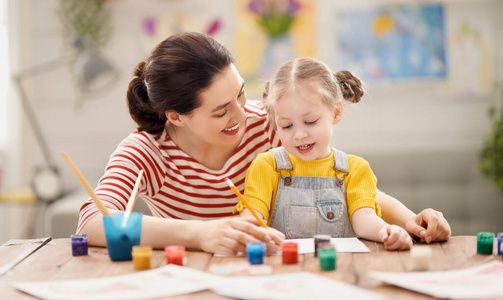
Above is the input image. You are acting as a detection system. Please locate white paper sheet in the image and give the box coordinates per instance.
[13,265,221,300]
[212,272,383,300]
[367,261,503,299]
[13,265,383,300]
[214,237,370,257]
[291,237,370,253]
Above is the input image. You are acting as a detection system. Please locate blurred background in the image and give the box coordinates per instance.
[0,0,502,244]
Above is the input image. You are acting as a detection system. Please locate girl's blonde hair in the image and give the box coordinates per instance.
[263,57,364,119]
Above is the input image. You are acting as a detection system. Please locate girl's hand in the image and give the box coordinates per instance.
[379,225,413,251]
[197,217,284,255]
[405,208,451,243]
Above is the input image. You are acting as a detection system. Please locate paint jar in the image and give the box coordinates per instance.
[71,234,88,256]
[410,246,432,271]
[246,242,266,265]
[497,233,503,255]
[314,234,331,257]
[477,232,494,255]
[132,246,152,270]
[103,212,143,261]
[165,245,185,266]
[282,242,298,264]
[319,247,337,271]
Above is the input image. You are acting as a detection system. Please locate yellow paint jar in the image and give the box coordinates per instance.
[132,246,152,270]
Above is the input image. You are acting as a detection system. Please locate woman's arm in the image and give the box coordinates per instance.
[79,211,283,255]
[376,191,451,243]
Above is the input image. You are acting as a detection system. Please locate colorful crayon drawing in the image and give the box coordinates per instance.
[335,4,447,83]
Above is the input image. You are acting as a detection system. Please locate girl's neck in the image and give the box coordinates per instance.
[166,125,241,170]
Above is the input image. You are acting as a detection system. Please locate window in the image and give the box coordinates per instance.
[0,0,7,145]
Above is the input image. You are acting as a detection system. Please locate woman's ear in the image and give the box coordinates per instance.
[165,110,185,127]
[333,102,343,125]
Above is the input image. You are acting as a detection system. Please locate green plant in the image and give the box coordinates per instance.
[479,83,503,193]
[57,0,112,51]
[248,0,301,38]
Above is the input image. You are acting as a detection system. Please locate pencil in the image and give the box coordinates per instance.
[62,152,111,217]
[225,177,268,228]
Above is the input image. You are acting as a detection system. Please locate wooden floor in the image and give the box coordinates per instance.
[0,236,501,299]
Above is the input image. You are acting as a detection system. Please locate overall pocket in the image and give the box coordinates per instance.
[284,202,345,238]
[317,201,345,237]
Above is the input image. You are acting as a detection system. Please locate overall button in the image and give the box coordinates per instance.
[327,211,334,219]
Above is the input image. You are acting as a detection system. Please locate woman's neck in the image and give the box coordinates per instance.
[166,125,241,170]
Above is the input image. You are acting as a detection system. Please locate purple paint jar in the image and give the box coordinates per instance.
[71,234,88,256]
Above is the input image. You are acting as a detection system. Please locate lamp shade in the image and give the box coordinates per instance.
[73,49,117,94]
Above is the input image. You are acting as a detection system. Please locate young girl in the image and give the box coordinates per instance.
[235,57,412,250]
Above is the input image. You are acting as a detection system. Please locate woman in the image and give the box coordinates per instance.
[77,32,450,254]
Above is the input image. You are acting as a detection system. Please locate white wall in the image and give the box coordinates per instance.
[6,0,236,192]
[2,0,502,237]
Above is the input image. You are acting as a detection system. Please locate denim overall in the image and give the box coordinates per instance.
[268,147,356,239]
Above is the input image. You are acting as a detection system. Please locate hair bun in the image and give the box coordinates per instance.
[133,61,147,78]
[335,70,364,103]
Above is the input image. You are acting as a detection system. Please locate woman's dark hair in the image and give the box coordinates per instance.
[127,32,234,134]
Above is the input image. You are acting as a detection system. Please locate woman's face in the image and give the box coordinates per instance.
[179,63,247,148]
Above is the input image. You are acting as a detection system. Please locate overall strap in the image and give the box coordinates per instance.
[271,147,293,170]
[270,147,293,186]
[332,148,349,187]
[331,148,348,172]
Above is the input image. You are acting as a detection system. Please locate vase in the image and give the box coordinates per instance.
[259,33,295,80]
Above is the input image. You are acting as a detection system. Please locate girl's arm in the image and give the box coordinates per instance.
[352,207,412,251]
[376,191,451,243]
[79,211,283,255]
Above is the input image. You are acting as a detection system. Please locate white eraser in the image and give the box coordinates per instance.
[410,246,432,271]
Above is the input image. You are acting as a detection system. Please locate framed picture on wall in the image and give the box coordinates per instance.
[333,3,447,83]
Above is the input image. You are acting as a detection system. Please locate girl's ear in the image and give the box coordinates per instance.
[165,110,186,127]
[333,102,343,125]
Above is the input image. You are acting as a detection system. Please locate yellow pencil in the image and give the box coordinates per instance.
[225,177,268,228]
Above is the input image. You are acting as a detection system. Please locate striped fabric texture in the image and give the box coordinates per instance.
[76,101,280,233]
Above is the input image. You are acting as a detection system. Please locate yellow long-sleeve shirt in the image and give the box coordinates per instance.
[234,149,381,224]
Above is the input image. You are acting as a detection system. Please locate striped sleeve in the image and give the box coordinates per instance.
[76,132,161,233]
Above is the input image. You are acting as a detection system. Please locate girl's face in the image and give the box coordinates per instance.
[177,64,247,148]
[273,86,342,161]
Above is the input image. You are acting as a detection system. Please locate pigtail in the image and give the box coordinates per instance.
[126,61,167,134]
[263,81,270,100]
[335,70,364,103]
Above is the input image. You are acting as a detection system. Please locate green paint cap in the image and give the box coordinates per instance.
[319,247,337,271]
[477,232,494,255]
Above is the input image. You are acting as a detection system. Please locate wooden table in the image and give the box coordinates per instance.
[0,236,501,299]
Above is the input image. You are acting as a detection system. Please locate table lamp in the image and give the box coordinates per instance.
[12,39,118,202]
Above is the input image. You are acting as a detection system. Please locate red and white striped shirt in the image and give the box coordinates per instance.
[77,101,280,233]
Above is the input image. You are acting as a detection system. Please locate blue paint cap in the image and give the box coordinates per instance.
[246,242,266,265]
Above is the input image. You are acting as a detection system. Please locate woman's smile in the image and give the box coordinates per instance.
[222,123,240,135]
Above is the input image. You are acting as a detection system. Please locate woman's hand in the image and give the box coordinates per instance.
[404,208,451,243]
[197,217,284,255]
[379,225,413,251]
